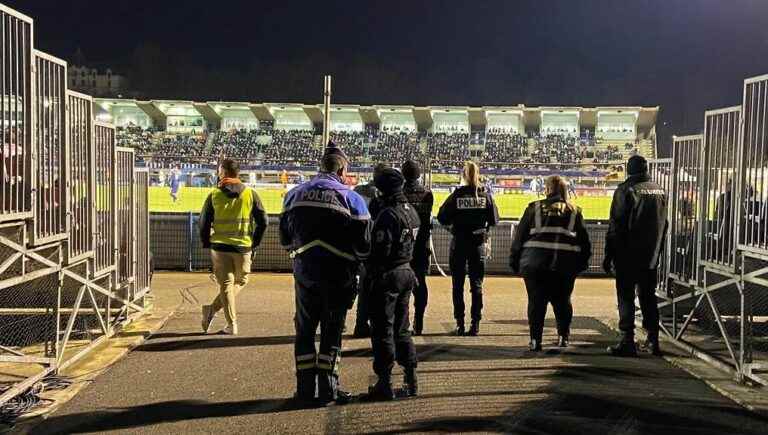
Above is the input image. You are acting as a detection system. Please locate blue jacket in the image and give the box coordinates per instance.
[280,173,372,288]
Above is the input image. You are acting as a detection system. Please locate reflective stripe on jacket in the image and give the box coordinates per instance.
[211,188,254,248]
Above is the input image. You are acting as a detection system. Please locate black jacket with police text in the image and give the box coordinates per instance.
[606,173,668,270]
[437,185,499,243]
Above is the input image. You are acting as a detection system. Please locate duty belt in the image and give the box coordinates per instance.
[289,239,356,262]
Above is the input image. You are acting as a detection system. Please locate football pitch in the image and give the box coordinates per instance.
[149,186,612,220]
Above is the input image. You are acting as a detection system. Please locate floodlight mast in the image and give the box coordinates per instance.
[323,75,332,145]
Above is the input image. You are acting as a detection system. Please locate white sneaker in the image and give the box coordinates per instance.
[221,323,238,336]
[201,305,214,333]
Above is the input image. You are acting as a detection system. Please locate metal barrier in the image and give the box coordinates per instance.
[0,3,151,407]
[648,158,673,297]
[0,5,33,222]
[31,50,67,246]
[669,135,703,285]
[92,122,116,277]
[64,91,93,264]
[135,168,151,300]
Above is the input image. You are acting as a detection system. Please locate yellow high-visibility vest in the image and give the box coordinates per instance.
[210,188,254,247]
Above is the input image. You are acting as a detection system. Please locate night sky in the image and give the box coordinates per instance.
[5,0,768,154]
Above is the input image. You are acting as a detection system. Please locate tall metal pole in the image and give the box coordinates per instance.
[323,75,332,145]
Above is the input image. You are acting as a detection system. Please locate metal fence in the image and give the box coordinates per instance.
[0,3,150,408]
[135,169,151,300]
[669,135,703,285]
[0,5,33,222]
[648,158,673,298]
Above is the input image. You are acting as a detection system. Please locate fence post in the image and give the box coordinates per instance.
[187,212,194,272]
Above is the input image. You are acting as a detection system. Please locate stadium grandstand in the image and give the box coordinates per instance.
[96,99,658,170]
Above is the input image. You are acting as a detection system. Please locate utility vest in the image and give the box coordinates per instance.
[522,200,582,254]
[210,188,254,248]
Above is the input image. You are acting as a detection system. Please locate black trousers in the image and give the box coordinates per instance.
[615,267,660,337]
[294,279,348,398]
[411,255,429,323]
[449,238,485,322]
[522,271,576,341]
[370,266,417,379]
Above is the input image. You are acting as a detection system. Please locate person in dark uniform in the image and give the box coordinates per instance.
[510,176,591,351]
[352,163,388,338]
[401,160,434,336]
[437,161,500,336]
[604,155,668,357]
[279,142,371,404]
[365,168,420,400]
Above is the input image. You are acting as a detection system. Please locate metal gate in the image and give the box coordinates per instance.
[65,91,94,264]
[0,5,33,222]
[669,135,703,285]
[92,122,116,277]
[134,168,150,301]
[648,158,673,297]
[116,147,135,290]
[31,50,67,245]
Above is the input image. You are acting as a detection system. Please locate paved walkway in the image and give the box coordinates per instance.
[28,273,768,434]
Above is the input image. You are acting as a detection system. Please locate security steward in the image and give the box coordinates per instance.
[510,176,591,351]
[437,161,500,336]
[401,160,434,336]
[366,168,419,401]
[604,155,668,357]
[200,158,268,336]
[352,163,388,338]
[279,142,372,404]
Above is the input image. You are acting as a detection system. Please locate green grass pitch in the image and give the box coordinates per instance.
[149,187,612,220]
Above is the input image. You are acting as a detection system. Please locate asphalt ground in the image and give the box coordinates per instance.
[29,272,768,434]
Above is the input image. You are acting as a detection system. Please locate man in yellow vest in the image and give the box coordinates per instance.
[200,159,268,335]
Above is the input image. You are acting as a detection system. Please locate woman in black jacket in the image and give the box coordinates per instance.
[510,176,591,351]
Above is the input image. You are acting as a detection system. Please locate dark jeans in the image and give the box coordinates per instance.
[449,238,485,322]
[615,267,660,338]
[522,271,576,341]
[411,257,429,324]
[370,266,417,378]
[294,279,348,398]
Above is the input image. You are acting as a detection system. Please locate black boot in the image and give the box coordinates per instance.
[317,372,352,404]
[607,335,638,357]
[413,316,423,336]
[402,367,418,397]
[467,320,480,336]
[558,335,569,348]
[295,369,317,403]
[454,321,465,336]
[640,332,662,356]
[365,378,395,401]
[529,339,542,352]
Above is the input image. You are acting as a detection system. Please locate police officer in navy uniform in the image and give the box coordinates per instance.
[352,163,388,338]
[604,155,668,357]
[366,168,420,400]
[401,160,434,336]
[510,176,591,351]
[437,161,499,336]
[279,142,371,404]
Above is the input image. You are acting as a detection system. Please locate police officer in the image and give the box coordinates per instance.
[279,142,371,404]
[510,176,591,351]
[365,168,419,400]
[604,155,668,357]
[437,161,500,336]
[199,159,268,336]
[401,160,434,336]
[352,163,388,338]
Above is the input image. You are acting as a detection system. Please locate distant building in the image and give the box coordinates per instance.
[68,65,128,97]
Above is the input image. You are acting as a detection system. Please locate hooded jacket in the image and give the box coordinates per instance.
[606,172,668,270]
[199,181,269,253]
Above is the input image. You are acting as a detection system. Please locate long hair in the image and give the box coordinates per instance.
[545,176,575,211]
[462,161,481,199]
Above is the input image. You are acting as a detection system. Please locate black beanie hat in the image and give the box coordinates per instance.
[627,155,648,175]
[374,167,405,195]
[323,140,348,162]
[401,160,421,181]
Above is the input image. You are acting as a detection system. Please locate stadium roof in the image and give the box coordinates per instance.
[94,98,659,134]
